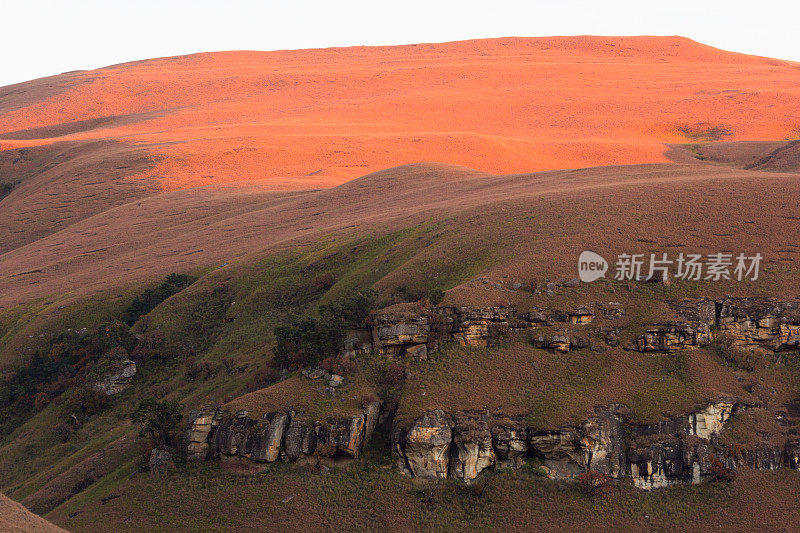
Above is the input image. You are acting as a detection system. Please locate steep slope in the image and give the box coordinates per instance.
[0,493,65,533]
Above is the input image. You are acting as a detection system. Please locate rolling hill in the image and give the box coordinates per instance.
[1,36,800,532]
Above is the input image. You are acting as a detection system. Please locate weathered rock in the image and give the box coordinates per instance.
[433,306,517,347]
[374,316,430,357]
[392,400,799,488]
[568,307,595,325]
[580,407,625,478]
[406,343,428,362]
[785,439,800,470]
[186,410,222,461]
[491,417,529,468]
[284,414,318,461]
[528,430,585,478]
[630,323,711,352]
[196,400,382,466]
[688,402,734,439]
[675,297,800,352]
[318,415,366,458]
[394,410,453,478]
[449,411,497,481]
[628,437,695,489]
[215,412,288,462]
[92,359,137,395]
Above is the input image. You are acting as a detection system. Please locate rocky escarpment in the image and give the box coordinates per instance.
[392,401,800,489]
[671,297,800,352]
[344,297,800,359]
[186,297,800,487]
[186,400,381,467]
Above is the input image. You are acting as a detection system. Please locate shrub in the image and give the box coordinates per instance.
[273,318,344,369]
[428,288,445,306]
[132,398,183,448]
[521,458,548,477]
[320,288,377,328]
[221,357,237,375]
[313,273,335,291]
[577,469,613,498]
[0,321,134,436]
[54,421,77,442]
[320,355,356,376]
[710,455,736,482]
[149,383,172,399]
[129,330,165,364]
[273,289,377,370]
[392,284,426,304]
[0,181,16,199]
[184,359,216,381]
[62,385,112,420]
[382,362,406,387]
[123,273,195,326]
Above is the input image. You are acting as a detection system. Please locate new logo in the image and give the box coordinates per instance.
[578,251,608,283]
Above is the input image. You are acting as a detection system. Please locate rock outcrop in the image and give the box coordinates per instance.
[629,323,712,352]
[393,410,453,478]
[186,400,382,466]
[356,297,800,359]
[92,359,137,395]
[187,297,800,488]
[392,401,800,488]
[673,297,800,352]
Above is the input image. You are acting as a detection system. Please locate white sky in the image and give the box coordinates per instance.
[1,0,799,88]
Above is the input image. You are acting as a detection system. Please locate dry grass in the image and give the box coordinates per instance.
[0,492,65,533]
[42,460,800,532]
[398,339,752,428]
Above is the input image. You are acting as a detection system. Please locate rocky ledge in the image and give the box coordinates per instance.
[186,400,381,467]
[355,297,800,358]
[392,401,800,489]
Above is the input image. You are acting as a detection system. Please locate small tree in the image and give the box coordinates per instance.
[132,398,183,448]
[709,455,736,482]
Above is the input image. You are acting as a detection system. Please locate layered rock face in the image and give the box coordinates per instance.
[673,297,800,352]
[715,298,800,351]
[186,298,800,487]
[359,297,800,358]
[186,400,381,466]
[392,402,800,488]
[631,324,712,352]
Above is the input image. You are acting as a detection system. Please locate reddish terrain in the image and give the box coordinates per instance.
[1,35,799,306]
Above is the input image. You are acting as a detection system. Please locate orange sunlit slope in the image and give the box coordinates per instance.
[2,36,799,191]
